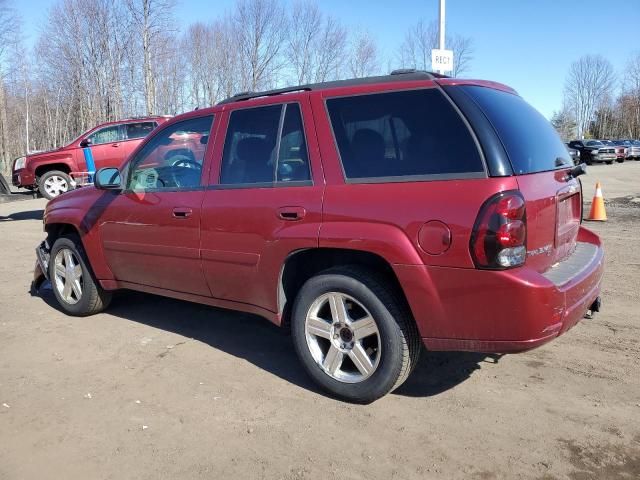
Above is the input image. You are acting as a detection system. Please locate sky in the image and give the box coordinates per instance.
[13,0,640,119]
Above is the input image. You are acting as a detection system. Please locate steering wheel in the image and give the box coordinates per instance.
[170,155,201,187]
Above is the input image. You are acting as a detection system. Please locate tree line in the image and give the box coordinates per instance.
[553,53,640,141]
[0,0,474,173]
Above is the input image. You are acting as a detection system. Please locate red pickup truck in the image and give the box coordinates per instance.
[12,117,169,199]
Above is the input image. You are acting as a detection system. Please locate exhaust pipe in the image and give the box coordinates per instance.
[584,296,601,319]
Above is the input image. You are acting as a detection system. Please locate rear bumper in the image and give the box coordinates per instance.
[395,226,604,353]
[12,168,35,187]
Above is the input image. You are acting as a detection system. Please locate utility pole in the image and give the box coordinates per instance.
[438,0,446,74]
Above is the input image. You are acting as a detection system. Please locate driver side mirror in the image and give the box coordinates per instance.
[95,167,122,191]
[79,138,92,148]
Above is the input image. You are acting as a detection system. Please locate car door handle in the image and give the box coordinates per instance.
[172,207,193,219]
[277,206,306,221]
[112,143,120,147]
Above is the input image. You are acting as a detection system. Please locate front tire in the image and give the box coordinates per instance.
[605,160,613,165]
[291,266,420,403]
[49,235,112,316]
[39,170,72,200]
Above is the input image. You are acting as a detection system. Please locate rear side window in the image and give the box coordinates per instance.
[220,103,311,185]
[326,89,484,180]
[461,86,573,174]
[126,122,157,139]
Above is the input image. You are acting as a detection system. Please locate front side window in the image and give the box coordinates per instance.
[126,116,213,191]
[326,89,484,180]
[219,103,311,185]
[88,125,124,145]
[125,122,157,140]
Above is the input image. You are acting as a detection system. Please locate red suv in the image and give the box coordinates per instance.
[12,117,170,199]
[34,71,604,403]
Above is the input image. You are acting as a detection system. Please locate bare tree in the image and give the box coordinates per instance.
[286,1,347,84]
[349,31,378,78]
[397,19,474,77]
[0,0,19,169]
[126,0,176,115]
[621,52,640,138]
[564,54,615,138]
[233,0,287,91]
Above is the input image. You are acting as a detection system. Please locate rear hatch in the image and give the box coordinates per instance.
[447,84,581,273]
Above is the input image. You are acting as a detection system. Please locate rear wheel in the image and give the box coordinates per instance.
[49,235,112,316]
[39,170,72,200]
[291,266,421,403]
[605,160,613,165]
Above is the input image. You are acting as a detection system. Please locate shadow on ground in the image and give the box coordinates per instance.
[36,284,501,400]
[0,209,44,222]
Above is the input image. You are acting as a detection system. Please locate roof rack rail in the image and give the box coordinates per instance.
[217,86,312,105]
[390,68,449,78]
[217,70,450,105]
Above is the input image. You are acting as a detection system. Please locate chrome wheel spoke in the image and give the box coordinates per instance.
[73,264,82,278]
[351,316,377,340]
[349,344,375,376]
[64,249,74,268]
[71,278,82,299]
[62,277,73,301]
[323,345,344,374]
[328,293,349,324]
[306,315,332,339]
[55,262,66,278]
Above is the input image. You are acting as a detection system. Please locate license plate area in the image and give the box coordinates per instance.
[555,185,581,260]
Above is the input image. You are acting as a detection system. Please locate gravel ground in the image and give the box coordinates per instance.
[1,162,639,479]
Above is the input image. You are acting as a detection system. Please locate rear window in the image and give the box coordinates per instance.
[461,86,572,174]
[326,89,484,181]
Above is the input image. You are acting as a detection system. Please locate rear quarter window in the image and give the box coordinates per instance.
[326,89,484,181]
[460,86,573,174]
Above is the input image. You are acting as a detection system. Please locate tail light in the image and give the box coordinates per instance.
[470,191,527,269]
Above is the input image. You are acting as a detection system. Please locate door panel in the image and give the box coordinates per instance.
[100,190,210,295]
[201,96,324,314]
[200,187,323,311]
[87,125,126,170]
[98,115,216,295]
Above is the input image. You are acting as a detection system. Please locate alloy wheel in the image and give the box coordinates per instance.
[44,175,69,197]
[53,248,83,305]
[304,292,381,383]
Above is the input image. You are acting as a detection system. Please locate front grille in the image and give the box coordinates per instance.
[600,148,614,154]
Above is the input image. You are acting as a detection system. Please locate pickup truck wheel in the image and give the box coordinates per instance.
[291,266,420,403]
[605,160,613,165]
[49,236,112,316]
[39,170,72,200]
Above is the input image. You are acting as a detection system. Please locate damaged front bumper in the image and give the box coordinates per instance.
[33,240,51,289]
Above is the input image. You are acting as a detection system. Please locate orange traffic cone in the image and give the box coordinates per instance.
[587,182,607,221]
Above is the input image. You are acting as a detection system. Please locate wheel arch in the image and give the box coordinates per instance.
[35,162,73,178]
[278,248,414,331]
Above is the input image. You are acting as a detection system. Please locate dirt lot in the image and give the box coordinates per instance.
[1,162,639,479]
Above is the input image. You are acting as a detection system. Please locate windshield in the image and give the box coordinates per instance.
[586,141,603,146]
[460,85,572,174]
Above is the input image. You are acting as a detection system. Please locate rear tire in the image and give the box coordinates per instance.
[49,235,112,316]
[605,160,613,165]
[39,170,72,200]
[291,265,421,403]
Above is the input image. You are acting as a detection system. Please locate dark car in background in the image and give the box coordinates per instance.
[568,140,616,165]
[565,143,580,165]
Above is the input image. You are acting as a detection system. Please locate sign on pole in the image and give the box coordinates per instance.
[431,49,454,73]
